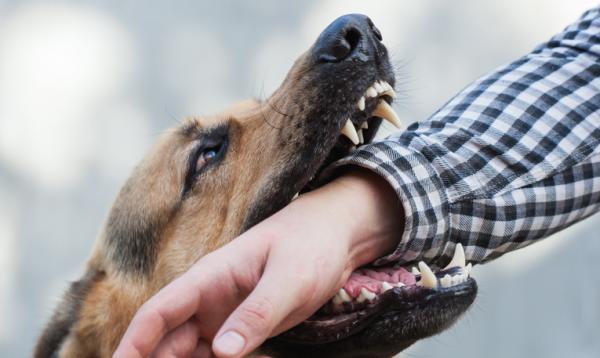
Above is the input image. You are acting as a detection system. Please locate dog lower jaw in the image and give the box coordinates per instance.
[264,244,477,358]
[263,278,477,358]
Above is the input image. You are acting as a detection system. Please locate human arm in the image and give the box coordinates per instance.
[326,6,600,267]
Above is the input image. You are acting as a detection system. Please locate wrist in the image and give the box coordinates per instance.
[309,167,404,269]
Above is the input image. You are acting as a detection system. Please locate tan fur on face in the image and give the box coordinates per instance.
[36,96,304,357]
[35,49,340,357]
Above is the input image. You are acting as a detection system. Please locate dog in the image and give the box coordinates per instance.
[35,14,477,358]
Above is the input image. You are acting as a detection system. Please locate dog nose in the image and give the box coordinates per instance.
[313,14,383,62]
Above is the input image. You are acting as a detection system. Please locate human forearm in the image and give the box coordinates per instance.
[328,6,600,266]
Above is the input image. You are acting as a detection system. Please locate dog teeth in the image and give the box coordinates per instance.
[357,288,377,303]
[360,121,368,129]
[373,101,402,129]
[373,82,383,93]
[417,261,438,289]
[341,119,359,145]
[380,81,396,98]
[357,129,364,144]
[357,96,365,111]
[381,281,394,292]
[366,86,378,97]
[440,274,452,288]
[411,266,420,275]
[444,243,466,270]
[332,288,352,305]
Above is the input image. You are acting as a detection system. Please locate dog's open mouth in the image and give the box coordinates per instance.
[268,77,478,356]
[279,244,474,344]
[260,14,477,357]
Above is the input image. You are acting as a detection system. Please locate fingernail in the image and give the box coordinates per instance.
[214,331,245,356]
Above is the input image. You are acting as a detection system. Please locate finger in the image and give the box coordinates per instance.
[192,339,213,358]
[114,262,211,358]
[151,317,201,358]
[212,262,311,358]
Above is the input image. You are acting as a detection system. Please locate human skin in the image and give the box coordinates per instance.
[114,168,404,358]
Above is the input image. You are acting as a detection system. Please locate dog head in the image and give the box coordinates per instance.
[36,14,476,358]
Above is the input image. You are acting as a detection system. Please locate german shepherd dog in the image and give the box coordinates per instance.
[35,14,477,358]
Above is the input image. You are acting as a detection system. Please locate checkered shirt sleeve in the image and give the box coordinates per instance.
[332,6,600,267]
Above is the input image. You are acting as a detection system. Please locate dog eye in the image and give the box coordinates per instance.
[196,145,221,170]
[182,125,229,197]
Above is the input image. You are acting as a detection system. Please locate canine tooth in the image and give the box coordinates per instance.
[357,129,364,144]
[440,274,452,288]
[366,86,377,97]
[372,101,402,129]
[465,262,473,276]
[357,96,365,111]
[341,119,359,145]
[394,282,405,288]
[381,281,394,292]
[444,243,466,270]
[358,288,377,303]
[411,266,420,275]
[417,261,438,289]
[361,121,368,129]
[373,82,383,93]
[338,288,351,303]
[382,89,396,98]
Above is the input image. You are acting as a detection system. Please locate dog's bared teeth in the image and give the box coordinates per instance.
[417,261,438,289]
[332,288,352,305]
[465,262,473,276]
[444,243,466,270]
[373,101,402,129]
[341,119,360,145]
[366,86,378,98]
[361,121,368,129]
[357,129,364,144]
[411,266,420,275]
[440,274,452,288]
[451,274,466,286]
[292,193,299,200]
[381,81,397,98]
[357,96,365,111]
[357,288,377,303]
[373,82,383,93]
[381,281,394,292]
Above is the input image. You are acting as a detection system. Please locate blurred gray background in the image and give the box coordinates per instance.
[1,0,599,357]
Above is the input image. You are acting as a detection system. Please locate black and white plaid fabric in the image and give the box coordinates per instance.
[332,6,600,267]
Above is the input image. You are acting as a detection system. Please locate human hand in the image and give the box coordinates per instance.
[114,169,403,358]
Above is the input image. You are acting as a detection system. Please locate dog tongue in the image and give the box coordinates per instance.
[344,267,416,297]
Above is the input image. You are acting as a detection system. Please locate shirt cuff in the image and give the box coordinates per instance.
[320,140,452,266]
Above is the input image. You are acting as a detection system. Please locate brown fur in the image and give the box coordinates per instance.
[35,52,341,357]
[36,14,403,354]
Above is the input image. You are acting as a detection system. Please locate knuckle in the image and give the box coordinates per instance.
[237,298,275,333]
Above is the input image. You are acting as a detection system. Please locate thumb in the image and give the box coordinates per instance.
[211,264,311,357]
